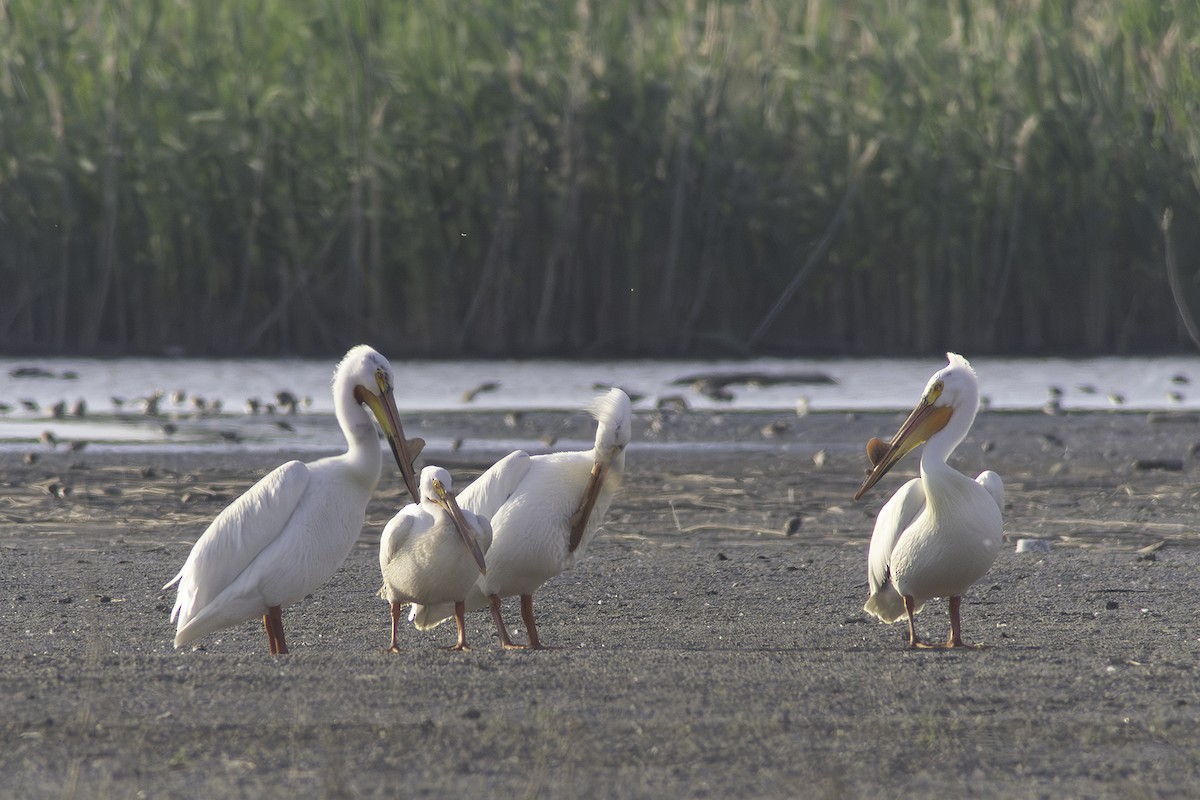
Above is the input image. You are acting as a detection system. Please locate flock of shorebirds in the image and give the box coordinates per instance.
[161,345,1004,654]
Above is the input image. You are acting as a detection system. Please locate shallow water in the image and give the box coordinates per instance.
[1,354,1197,449]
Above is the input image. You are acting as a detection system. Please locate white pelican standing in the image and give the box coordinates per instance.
[411,388,632,649]
[379,466,491,651]
[854,353,1004,649]
[163,345,422,654]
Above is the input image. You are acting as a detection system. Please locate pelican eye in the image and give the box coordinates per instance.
[926,381,945,405]
[431,477,447,499]
[375,368,393,394]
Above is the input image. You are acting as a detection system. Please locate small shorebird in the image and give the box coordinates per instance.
[854,353,1004,649]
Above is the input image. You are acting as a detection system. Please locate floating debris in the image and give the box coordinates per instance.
[1133,458,1183,471]
[462,381,500,403]
[1015,539,1051,553]
[10,366,56,379]
[672,370,836,390]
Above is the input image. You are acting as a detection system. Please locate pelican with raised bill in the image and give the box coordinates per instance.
[163,345,423,654]
[410,388,632,649]
[379,466,491,651]
[854,353,1004,649]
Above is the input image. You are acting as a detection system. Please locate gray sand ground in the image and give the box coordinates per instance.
[3,408,1200,798]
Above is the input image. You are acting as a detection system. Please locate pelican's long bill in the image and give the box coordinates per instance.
[356,370,421,501]
[853,392,954,502]
[432,477,488,574]
[568,445,619,552]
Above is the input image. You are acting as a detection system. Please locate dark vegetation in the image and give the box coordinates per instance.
[1,0,1198,357]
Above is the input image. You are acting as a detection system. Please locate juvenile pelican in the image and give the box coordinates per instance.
[411,388,632,649]
[854,353,1003,649]
[379,466,491,651]
[163,345,422,654]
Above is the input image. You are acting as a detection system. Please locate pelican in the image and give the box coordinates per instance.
[379,466,491,651]
[411,388,632,649]
[854,353,1003,649]
[163,345,423,654]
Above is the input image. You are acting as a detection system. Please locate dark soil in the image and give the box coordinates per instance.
[3,409,1200,798]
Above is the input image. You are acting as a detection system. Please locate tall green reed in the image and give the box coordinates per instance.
[0,0,1196,356]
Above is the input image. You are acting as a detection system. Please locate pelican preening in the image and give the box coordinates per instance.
[379,466,492,651]
[854,353,1004,649]
[411,388,632,649]
[163,345,422,654]
[160,351,1010,656]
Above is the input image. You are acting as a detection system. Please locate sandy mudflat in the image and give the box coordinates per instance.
[2,408,1200,799]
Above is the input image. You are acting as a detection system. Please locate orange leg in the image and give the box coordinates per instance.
[489,593,524,649]
[263,605,288,655]
[520,594,545,650]
[444,601,470,651]
[946,595,979,648]
[904,595,930,649]
[387,601,403,653]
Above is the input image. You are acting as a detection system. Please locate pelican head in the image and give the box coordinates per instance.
[592,388,633,455]
[854,353,980,502]
[420,466,487,574]
[568,388,632,551]
[338,345,422,501]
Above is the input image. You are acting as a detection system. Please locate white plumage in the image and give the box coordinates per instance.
[411,388,632,648]
[163,345,421,654]
[379,466,491,651]
[855,353,1004,649]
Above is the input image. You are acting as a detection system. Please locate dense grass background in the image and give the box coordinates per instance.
[1,0,1198,357]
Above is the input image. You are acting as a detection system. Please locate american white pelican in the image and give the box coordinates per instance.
[379,466,491,651]
[854,353,1003,649]
[163,345,422,654]
[411,388,632,649]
